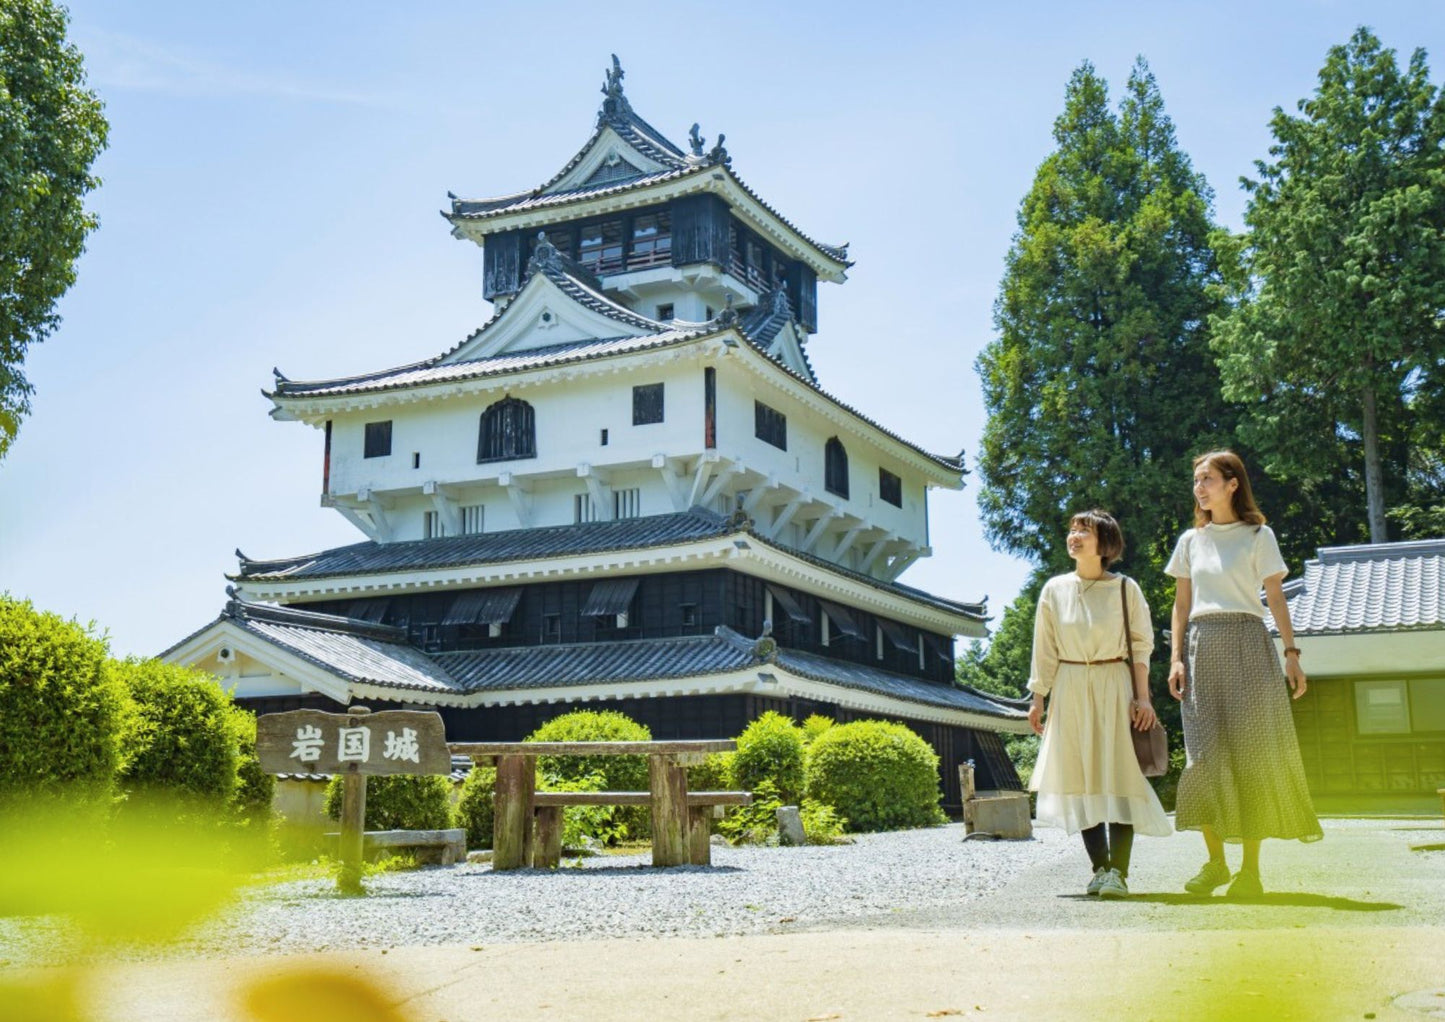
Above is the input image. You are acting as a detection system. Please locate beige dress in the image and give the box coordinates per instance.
[1027,574,1171,836]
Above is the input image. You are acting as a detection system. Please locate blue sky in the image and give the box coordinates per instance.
[2,1,1442,658]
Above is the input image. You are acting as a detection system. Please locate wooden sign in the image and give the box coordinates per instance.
[257,708,450,776]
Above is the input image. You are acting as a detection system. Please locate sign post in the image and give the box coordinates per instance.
[256,705,450,894]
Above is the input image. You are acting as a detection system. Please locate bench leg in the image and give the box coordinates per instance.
[533,806,564,869]
[650,754,689,867]
[493,754,535,871]
[687,806,712,866]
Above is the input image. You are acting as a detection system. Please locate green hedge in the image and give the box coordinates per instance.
[527,710,651,843]
[0,596,128,802]
[229,707,275,823]
[805,719,946,832]
[114,659,243,804]
[730,711,805,804]
[323,774,453,831]
[455,764,497,849]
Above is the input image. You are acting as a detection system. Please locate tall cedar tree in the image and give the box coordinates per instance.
[0,0,108,459]
[976,60,1234,633]
[1211,27,1445,542]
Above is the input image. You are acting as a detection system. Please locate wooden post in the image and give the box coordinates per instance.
[649,753,689,867]
[686,807,712,866]
[959,761,976,831]
[492,753,536,870]
[338,706,370,894]
[533,807,564,869]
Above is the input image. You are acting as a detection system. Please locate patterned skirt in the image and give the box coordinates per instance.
[1175,613,1322,843]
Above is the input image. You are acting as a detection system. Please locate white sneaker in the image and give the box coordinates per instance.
[1097,867,1129,899]
[1086,866,1109,896]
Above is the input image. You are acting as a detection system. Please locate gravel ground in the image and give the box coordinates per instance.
[4,817,1440,967]
[0,823,1071,964]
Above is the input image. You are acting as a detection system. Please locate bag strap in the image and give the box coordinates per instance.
[1118,574,1134,673]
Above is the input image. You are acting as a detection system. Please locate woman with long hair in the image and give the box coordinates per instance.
[1167,451,1322,898]
[1028,509,1170,898]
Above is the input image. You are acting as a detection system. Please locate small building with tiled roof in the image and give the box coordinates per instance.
[1270,539,1445,806]
[160,58,1022,810]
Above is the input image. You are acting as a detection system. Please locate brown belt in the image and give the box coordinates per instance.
[1057,657,1126,666]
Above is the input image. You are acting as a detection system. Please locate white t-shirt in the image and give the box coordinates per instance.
[1164,522,1288,619]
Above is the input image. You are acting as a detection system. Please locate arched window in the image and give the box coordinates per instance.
[477,396,536,463]
[824,437,849,499]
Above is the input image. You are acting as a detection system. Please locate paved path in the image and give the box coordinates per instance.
[11,819,1445,1021]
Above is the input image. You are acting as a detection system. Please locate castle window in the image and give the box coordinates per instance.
[460,504,484,535]
[633,383,664,425]
[657,303,674,320]
[578,219,625,274]
[363,420,392,459]
[755,401,787,450]
[423,510,446,539]
[628,212,671,268]
[477,397,536,463]
[879,468,903,508]
[824,437,849,499]
[574,493,598,524]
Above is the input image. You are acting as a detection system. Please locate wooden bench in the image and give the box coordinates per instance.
[530,790,751,868]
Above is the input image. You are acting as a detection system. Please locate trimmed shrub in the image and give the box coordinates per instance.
[805,719,946,832]
[229,707,275,823]
[324,774,453,831]
[686,751,733,791]
[114,659,242,804]
[526,710,651,842]
[717,780,848,846]
[801,714,835,746]
[730,711,805,804]
[455,764,497,849]
[0,597,127,803]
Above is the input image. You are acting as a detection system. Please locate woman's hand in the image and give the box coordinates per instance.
[1028,697,1045,736]
[1130,699,1157,731]
[1285,655,1308,699]
[1168,660,1187,700]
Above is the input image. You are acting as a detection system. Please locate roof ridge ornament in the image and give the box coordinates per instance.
[688,123,706,158]
[526,231,563,276]
[598,54,634,127]
[766,282,792,316]
[712,294,738,327]
[706,132,730,167]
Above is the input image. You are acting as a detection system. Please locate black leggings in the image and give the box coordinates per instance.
[1081,823,1134,877]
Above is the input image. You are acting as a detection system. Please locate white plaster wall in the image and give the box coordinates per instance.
[1287,629,1445,677]
[712,360,931,550]
[326,358,708,499]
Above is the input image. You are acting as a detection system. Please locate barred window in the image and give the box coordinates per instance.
[460,505,484,535]
[614,488,642,520]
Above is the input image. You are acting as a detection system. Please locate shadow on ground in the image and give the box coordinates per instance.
[1057,892,1401,911]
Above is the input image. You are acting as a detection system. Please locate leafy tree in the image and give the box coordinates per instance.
[975,59,1235,616]
[1211,27,1445,541]
[0,0,108,458]
[114,659,244,804]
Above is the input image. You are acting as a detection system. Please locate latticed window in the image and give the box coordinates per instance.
[824,437,849,499]
[633,383,664,425]
[879,468,903,507]
[755,401,787,450]
[477,397,536,463]
[460,505,484,535]
[363,420,392,459]
[613,488,641,520]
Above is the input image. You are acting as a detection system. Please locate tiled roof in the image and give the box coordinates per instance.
[1278,539,1445,635]
[234,508,736,581]
[739,285,816,383]
[770,645,1027,720]
[231,507,987,621]
[220,600,459,694]
[434,632,756,693]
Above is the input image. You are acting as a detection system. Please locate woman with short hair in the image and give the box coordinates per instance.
[1028,509,1170,899]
